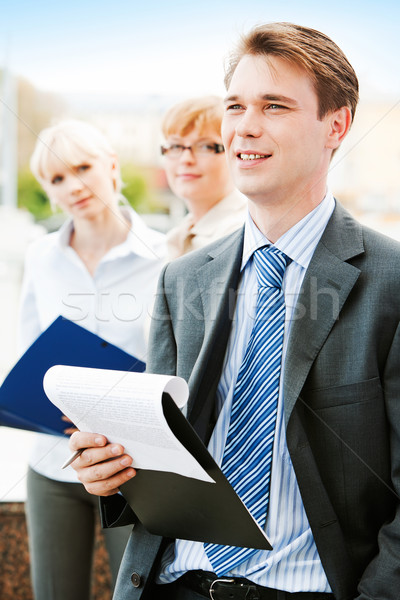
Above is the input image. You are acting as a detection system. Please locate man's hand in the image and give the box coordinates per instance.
[69,431,136,496]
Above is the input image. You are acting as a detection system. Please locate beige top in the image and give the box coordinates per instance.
[166,191,248,259]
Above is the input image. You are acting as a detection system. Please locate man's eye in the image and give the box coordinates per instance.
[51,175,63,185]
[170,144,183,151]
[267,104,286,111]
[226,104,242,111]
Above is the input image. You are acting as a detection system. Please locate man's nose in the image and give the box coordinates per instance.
[235,108,263,138]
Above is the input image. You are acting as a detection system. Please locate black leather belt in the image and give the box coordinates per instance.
[179,571,334,600]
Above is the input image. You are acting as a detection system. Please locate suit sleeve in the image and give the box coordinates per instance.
[146,263,177,376]
[100,264,177,528]
[356,321,400,599]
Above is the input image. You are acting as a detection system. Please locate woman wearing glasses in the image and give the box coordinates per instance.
[19,119,166,600]
[161,96,247,259]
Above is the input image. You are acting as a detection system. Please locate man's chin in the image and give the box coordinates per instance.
[235,184,271,204]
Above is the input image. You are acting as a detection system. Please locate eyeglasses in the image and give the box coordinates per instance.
[160,141,225,158]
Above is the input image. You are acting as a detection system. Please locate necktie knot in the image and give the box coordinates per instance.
[253,246,290,289]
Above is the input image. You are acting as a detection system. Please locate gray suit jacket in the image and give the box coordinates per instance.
[102,203,400,600]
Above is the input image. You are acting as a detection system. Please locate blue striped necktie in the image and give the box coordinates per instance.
[204,245,290,575]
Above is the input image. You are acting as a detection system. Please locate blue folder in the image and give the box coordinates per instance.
[0,316,145,436]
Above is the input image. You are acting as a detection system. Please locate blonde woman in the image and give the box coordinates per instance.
[19,119,166,600]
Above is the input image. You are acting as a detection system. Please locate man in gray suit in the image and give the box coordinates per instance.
[70,23,400,600]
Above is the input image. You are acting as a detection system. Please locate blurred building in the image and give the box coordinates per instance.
[329,96,400,214]
[0,68,17,208]
[329,96,400,240]
[6,72,399,229]
[85,94,400,223]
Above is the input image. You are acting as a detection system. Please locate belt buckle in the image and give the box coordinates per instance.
[209,577,235,599]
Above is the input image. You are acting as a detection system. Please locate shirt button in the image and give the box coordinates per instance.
[130,572,142,588]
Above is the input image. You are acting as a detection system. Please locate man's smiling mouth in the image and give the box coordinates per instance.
[238,153,271,160]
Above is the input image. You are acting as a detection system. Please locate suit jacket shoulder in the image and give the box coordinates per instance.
[147,226,244,411]
[164,226,244,278]
[321,200,400,263]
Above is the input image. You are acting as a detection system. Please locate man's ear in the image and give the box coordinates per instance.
[325,106,352,150]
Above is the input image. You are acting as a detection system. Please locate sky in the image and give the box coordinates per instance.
[1,0,400,102]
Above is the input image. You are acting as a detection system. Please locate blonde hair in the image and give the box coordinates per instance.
[30,119,122,192]
[225,22,359,122]
[161,96,224,138]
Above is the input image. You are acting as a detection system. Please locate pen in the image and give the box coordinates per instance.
[62,449,84,470]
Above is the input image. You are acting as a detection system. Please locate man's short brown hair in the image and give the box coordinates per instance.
[224,22,359,121]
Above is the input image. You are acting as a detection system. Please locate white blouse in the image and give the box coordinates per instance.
[18,207,166,482]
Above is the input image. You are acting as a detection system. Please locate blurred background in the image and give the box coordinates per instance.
[1,0,399,507]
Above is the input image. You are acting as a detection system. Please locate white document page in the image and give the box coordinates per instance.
[43,365,214,482]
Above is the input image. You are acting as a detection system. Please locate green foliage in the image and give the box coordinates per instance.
[121,164,165,214]
[17,168,53,220]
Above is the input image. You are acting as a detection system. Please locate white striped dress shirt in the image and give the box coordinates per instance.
[158,192,335,593]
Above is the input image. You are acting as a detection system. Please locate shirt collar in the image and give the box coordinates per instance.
[57,206,165,261]
[57,218,74,249]
[241,190,335,271]
[121,207,166,260]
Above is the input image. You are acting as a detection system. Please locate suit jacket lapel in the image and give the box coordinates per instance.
[283,203,364,424]
[185,204,365,432]
[187,228,244,438]
[196,227,244,336]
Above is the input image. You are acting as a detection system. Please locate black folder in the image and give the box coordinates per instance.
[0,317,144,436]
[120,392,272,550]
